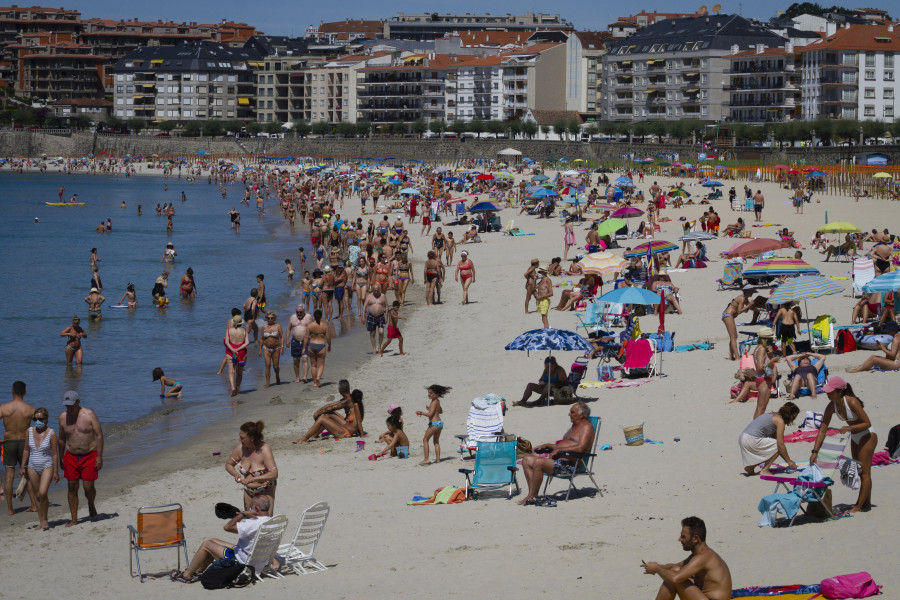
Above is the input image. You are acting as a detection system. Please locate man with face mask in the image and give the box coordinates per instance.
[57,391,103,527]
[1,381,37,514]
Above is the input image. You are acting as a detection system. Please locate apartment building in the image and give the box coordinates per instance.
[386,12,571,41]
[566,31,610,121]
[444,54,503,121]
[601,15,786,122]
[356,54,449,125]
[724,43,801,124]
[608,10,705,38]
[501,42,565,120]
[799,23,899,122]
[306,20,384,44]
[9,31,108,99]
[112,41,261,122]
[294,51,394,124]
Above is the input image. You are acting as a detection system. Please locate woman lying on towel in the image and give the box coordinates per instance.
[738,401,800,475]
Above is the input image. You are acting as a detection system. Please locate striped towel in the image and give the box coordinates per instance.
[607,379,653,389]
[462,403,504,447]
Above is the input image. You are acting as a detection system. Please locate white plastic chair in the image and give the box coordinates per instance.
[277,502,330,575]
[244,514,289,581]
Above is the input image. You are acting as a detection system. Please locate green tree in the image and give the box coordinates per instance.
[862,119,887,142]
[469,118,485,138]
[311,121,330,136]
[412,118,428,136]
[223,119,242,134]
[245,121,263,135]
[449,119,467,135]
[541,124,553,138]
[647,120,667,141]
[202,120,224,137]
[486,120,506,137]
[104,115,124,131]
[126,118,145,134]
[832,119,858,145]
[584,123,600,138]
[293,120,311,138]
[632,121,649,142]
[522,120,538,139]
[811,118,832,144]
[336,121,356,137]
[355,119,371,137]
[508,118,523,138]
[11,108,36,126]
[552,118,568,140]
[428,119,446,134]
[667,120,689,144]
[71,113,93,131]
[158,120,176,133]
[567,119,582,139]
[183,121,202,136]
[264,120,283,134]
[392,120,407,135]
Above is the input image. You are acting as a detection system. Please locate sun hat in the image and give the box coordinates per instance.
[822,376,847,393]
[324,266,332,272]
[232,315,244,326]
[756,327,775,338]
[90,287,98,293]
[742,284,756,292]
[63,390,79,406]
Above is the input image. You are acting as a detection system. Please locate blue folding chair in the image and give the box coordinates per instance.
[459,439,519,500]
[542,416,602,501]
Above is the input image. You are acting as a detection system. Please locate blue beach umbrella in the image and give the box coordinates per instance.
[469,201,500,213]
[595,286,663,306]
[505,327,593,404]
[807,171,826,178]
[702,180,724,187]
[532,174,549,181]
[769,276,843,304]
[528,188,558,197]
[863,271,900,293]
[399,188,420,195]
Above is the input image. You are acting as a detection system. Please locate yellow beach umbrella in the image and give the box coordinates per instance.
[873,172,892,178]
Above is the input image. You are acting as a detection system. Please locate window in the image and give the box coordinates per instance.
[115,98,124,105]
[701,106,708,116]
[886,54,894,68]
[198,74,208,81]
[886,71,895,81]
[184,110,192,117]
[267,75,273,83]
[183,99,191,105]
[865,70,875,80]
[116,85,123,93]
[864,105,875,117]
[227,75,236,82]
[258,75,265,83]
[864,87,875,98]
[865,52,875,68]
[183,86,192,94]
[126,85,133,93]
[182,74,192,81]
[886,106,894,118]
[116,74,124,82]
[885,89,894,100]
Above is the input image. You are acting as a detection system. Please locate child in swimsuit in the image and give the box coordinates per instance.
[376,414,410,459]
[152,367,183,399]
[282,259,295,280]
[416,384,450,466]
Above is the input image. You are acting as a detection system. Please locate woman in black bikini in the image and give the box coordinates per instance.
[258,312,285,388]
[722,285,757,361]
[393,253,414,305]
[60,315,86,365]
[431,227,446,262]
[304,309,331,388]
[424,251,441,306]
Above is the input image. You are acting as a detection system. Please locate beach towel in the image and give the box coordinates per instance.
[607,378,653,389]
[757,465,828,527]
[578,381,610,389]
[731,584,822,598]
[407,486,466,505]
[674,343,713,352]
[783,429,838,444]
[811,315,834,344]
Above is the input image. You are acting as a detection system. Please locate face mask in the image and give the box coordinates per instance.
[33,419,46,428]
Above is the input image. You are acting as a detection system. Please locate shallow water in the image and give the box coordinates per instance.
[1,170,362,465]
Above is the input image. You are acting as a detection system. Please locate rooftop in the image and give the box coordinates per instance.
[606,14,786,53]
[799,23,900,52]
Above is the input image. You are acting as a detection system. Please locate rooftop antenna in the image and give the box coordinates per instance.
[712,4,722,13]
[738,3,742,15]
[698,5,708,14]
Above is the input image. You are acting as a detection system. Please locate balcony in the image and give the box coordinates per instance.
[423,89,444,97]
[504,73,528,81]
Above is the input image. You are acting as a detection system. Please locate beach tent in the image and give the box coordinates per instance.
[497,148,522,157]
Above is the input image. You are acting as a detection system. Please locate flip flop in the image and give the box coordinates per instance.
[539,497,558,507]
[170,570,198,584]
[521,498,540,506]
[830,511,854,520]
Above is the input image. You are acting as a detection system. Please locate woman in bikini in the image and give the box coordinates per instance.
[258,312,285,388]
[119,283,137,309]
[60,315,86,365]
[354,256,370,318]
[751,327,779,419]
[424,250,441,306]
[225,315,250,397]
[563,218,576,261]
[304,309,331,388]
[455,250,476,305]
[847,331,900,373]
[373,253,391,292]
[812,377,877,513]
[294,388,365,444]
[431,227,447,262]
[179,267,197,299]
[722,285,757,361]
[393,253,414,305]
[226,421,278,512]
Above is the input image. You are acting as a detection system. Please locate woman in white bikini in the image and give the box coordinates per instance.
[811,377,877,514]
[225,421,278,512]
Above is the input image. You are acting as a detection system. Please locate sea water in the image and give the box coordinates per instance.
[1,170,361,466]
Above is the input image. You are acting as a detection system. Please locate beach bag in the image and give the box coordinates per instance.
[200,557,254,589]
[835,329,857,354]
[516,437,533,458]
[800,411,824,431]
[820,572,881,598]
[837,457,861,490]
[598,364,616,382]
[886,424,900,459]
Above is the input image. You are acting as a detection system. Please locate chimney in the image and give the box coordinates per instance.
[785,41,793,52]
[756,44,765,54]
[731,43,739,54]
[890,24,894,32]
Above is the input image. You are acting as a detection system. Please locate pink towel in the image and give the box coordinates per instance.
[872,451,899,466]
[783,429,839,444]
[607,379,652,388]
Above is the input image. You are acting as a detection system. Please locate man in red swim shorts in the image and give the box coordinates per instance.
[57,391,103,527]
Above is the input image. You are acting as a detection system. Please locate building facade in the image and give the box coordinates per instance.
[725,43,801,124]
[387,12,571,41]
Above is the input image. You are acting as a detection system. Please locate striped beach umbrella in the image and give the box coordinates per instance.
[743,258,819,279]
[624,240,678,258]
[580,251,628,276]
[862,271,900,293]
[668,188,691,197]
[678,231,717,241]
[768,275,843,304]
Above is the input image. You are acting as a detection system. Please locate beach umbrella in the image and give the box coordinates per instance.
[806,171,826,178]
[722,238,790,258]
[678,231,717,241]
[528,188,558,198]
[468,201,500,213]
[580,251,628,277]
[615,176,633,184]
[505,328,594,404]
[399,188,420,195]
[593,202,618,211]
[562,169,579,176]
[595,286,663,306]
[873,172,892,178]
[774,164,789,169]
[594,218,627,238]
[743,258,819,279]
[769,275,843,304]
[801,166,817,172]
[596,167,612,173]
[817,222,861,234]
[443,176,459,182]
[532,174,549,181]
[672,162,683,167]
[624,241,678,258]
[476,174,494,181]
[612,206,644,218]
[702,180,724,187]
[862,271,900,293]
[668,188,691,198]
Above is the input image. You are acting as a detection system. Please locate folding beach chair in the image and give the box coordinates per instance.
[575,301,604,336]
[455,398,507,459]
[718,261,743,290]
[542,415,602,501]
[458,439,519,500]
[851,258,875,298]
[759,435,848,526]
[128,503,189,582]
[277,501,330,575]
[621,338,656,378]
[784,357,828,397]
[244,514,289,581]
[810,316,835,354]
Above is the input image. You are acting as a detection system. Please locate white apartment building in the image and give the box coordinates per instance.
[800,23,899,122]
[724,43,801,124]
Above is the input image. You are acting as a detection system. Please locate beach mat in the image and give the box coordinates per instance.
[732,584,821,598]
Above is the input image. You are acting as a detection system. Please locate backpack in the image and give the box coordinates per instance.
[820,572,881,599]
[886,424,900,459]
[835,329,857,354]
[200,557,255,590]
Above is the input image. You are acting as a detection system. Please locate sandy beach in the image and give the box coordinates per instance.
[2,161,899,599]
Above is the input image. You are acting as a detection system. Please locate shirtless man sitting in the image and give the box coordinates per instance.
[642,516,732,600]
[870,240,892,276]
[518,402,594,505]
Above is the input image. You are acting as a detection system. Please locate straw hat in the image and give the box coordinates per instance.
[756,327,775,338]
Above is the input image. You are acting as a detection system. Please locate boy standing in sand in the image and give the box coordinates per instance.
[380,301,405,356]
[534,268,553,329]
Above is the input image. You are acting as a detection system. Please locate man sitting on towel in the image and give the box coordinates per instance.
[642,516,732,600]
[517,402,593,505]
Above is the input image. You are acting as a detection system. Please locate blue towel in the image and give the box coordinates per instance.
[758,493,802,527]
[674,343,712,352]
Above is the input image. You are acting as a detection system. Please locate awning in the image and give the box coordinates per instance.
[142,83,155,87]
[621,60,632,66]
[150,59,163,64]
[237,98,250,105]
[684,88,699,92]
[685,72,698,76]
[402,54,427,62]
[132,95,144,98]
[646,59,659,64]
[248,61,264,67]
